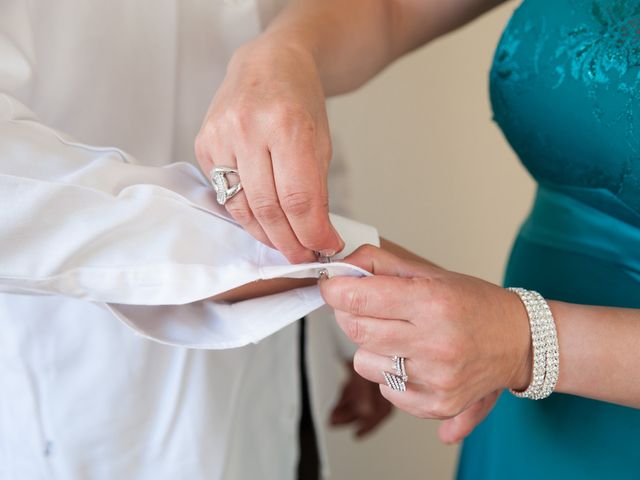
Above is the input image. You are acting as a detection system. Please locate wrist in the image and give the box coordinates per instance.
[232,32,317,73]
[505,289,534,391]
[506,289,560,400]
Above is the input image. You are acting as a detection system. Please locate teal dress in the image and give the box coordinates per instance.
[458,1,640,478]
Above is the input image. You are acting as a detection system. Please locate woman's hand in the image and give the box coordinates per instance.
[319,245,533,442]
[195,38,343,264]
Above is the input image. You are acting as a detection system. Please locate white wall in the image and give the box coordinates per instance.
[325,3,535,479]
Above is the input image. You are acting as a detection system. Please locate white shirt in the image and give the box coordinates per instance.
[0,1,378,478]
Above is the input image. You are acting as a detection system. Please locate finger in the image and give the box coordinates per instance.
[224,188,274,248]
[437,391,500,445]
[378,383,443,419]
[344,244,436,277]
[334,313,414,355]
[236,148,315,263]
[353,348,417,386]
[320,275,424,321]
[270,132,344,255]
[204,147,274,248]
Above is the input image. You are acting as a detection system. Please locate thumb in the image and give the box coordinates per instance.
[437,391,500,445]
[342,244,430,278]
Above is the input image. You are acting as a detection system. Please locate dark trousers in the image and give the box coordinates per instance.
[297,318,320,480]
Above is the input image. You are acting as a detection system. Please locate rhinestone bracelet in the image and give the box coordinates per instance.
[507,288,560,400]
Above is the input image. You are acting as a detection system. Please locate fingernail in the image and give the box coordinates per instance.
[319,249,336,257]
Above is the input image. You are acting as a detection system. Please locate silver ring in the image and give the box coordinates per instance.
[382,371,406,392]
[382,355,408,392]
[392,355,409,382]
[210,166,243,205]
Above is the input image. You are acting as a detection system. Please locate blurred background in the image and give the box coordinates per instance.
[323,2,535,478]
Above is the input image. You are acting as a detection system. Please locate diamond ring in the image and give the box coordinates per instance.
[210,166,243,205]
[382,355,408,392]
[383,371,407,392]
[392,355,409,382]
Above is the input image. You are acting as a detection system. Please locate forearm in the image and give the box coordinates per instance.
[550,301,640,408]
[251,0,508,95]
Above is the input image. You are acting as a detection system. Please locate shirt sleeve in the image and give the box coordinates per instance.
[0,6,380,348]
[0,95,379,348]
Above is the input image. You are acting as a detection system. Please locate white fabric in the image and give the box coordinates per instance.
[0,101,375,347]
[0,1,378,478]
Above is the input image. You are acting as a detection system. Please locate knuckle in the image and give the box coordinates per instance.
[226,108,252,137]
[430,404,451,420]
[282,249,312,264]
[316,140,332,169]
[411,278,436,311]
[344,316,367,345]
[194,131,212,165]
[411,276,434,298]
[433,370,463,393]
[381,326,401,347]
[414,403,438,419]
[195,124,227,167]
[251,196,283,225]
[424,398,458,419]
[432,340,463,365]
[358,244,378,256]
[320,137,333,162]
[346,287,368,317]
[225,203,254,225]
[194,133,206,159]
[431,286,460,319]
[352,350,366,376]
[280,191,314,217]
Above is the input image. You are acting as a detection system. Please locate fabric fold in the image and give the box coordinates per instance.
[0,95,378,348]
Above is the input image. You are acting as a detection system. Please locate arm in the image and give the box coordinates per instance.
[550,301,640,408]
[257,0,509,96]
[0,4,383,349]
[0,95,382,349]
[195,0,508,264]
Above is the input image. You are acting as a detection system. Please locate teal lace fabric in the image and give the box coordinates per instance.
[491,0,640,225]
[458,2,640,478]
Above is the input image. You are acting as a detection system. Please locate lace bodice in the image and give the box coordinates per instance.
[491,0,640,225]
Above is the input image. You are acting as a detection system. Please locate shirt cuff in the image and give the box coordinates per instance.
[115,214,378,350]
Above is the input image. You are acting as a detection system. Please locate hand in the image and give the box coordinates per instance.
[437,391,500,444]
[319,245,532,443]
[195,38,343,264]
[330,363,393,438]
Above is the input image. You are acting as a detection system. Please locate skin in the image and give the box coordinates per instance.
[211,237,418,302]
[212,280,393,438]
[319,246,640,444]
[201,0,640,443]
[196,0,507,263]
[210,238,414,436]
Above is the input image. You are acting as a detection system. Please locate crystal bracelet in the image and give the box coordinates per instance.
[507,288,560,400]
